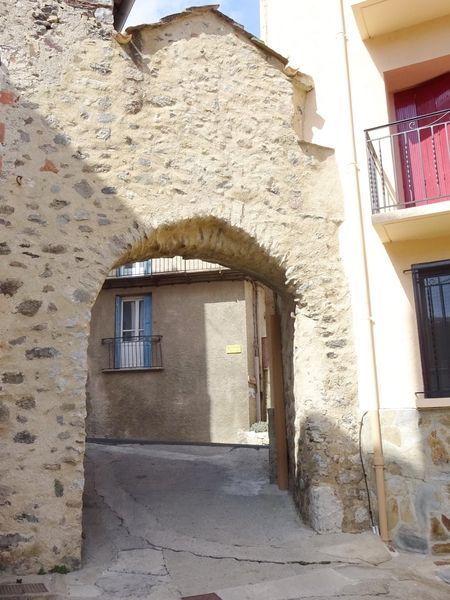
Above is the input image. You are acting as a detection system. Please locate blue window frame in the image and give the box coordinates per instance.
[114,294,152,368]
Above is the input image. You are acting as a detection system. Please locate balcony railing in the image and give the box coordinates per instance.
[109,257,227,278]
[366,109,450,213]
[101,335,163,370]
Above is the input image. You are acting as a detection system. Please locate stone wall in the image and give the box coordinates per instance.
[382,409,450,554]
[0,1,364,571]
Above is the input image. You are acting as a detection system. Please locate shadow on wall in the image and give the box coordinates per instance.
[85,270,260,444]
[366,243,450,554]
[87,283,212,442]
[295,411,372,534]
[294,408,450,552]
[302,87,326,145]
[380,408,450,555]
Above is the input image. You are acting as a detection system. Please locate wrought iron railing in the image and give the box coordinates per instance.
[365,109,450,213]
[109,257,227,278]
[101,335,163,370]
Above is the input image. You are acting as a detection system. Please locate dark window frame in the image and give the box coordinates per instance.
[412,259,450,398]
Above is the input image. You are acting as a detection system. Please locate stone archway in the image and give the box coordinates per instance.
[113,217,288,291]
[1,2,366,572]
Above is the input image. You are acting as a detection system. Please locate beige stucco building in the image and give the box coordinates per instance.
[261,0,450,553]
[87,257,270,443]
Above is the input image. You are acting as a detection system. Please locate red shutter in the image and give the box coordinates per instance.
[394,72,450,206]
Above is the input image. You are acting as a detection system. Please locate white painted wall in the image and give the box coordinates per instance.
[261,0,450,410]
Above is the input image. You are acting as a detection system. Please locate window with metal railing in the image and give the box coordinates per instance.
[102,335,163,370]
[109,256,226,278]
[115,261,152,277]
[412,260,450,398]
[101,293,163,371]
[366,108,450,213]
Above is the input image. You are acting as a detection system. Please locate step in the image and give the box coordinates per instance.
[213,566,390,600]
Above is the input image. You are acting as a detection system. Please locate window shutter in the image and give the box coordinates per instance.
[114,296,122,369]
[143,294,152,367]
[394,73,450,204]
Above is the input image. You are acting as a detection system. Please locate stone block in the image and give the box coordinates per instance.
[13,431,36,444]
[433,543,450,555]
[16,299,42,316]
[437,568,450,584]
[395,525,429,553]
[0,401,10,423]
[309,485,343,533]
[0,279,23,296]
[25,347,59,360]
[431,517,449,541]
[0,90,16,104]
[429,431,450,465]
[2,372,24,384]
[40,159,59,173]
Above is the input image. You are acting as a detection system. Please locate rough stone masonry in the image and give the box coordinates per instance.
[0,1,366,572]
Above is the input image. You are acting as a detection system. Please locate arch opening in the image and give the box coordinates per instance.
[110,216,291,295]
[85,216,295,456]
[82,219,298,571]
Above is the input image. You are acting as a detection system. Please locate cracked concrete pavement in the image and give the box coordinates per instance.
[2,442,449,599]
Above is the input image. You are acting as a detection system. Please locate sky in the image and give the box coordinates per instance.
[125,0,260,37]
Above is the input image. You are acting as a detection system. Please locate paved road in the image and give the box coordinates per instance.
[3,443,449,599]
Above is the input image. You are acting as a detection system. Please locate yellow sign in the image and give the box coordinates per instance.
[226,344,242,354]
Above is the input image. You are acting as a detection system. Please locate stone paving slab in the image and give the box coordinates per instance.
[312,534,393,565]
[181,595,222,600]
[107,549,167,576]
[215,568,382,600]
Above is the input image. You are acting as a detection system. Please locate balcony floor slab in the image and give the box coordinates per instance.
[372,200,450,242]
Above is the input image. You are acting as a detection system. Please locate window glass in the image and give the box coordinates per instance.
[414,263,450,397]
[139,299,144,333]
[115,294,152,369]
[122,263,134,275]
[122,301,132,333]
